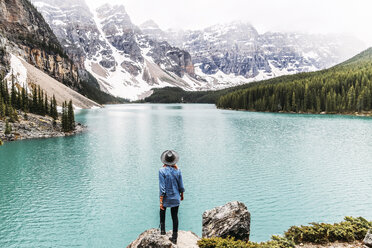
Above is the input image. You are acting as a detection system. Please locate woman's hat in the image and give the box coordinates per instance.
[161,150,179,166]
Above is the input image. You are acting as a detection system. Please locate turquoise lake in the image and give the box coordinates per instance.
[1,104,371,247]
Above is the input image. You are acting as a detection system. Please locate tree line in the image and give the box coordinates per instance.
[217,49,372,114]
[61,100,75,132]
[1,74,75,132]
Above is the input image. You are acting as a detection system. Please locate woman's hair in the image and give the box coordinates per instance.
[163,164,178,170]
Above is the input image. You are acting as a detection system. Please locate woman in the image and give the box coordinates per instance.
[159,150,185,244]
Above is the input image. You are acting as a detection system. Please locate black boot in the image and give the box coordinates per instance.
[169,232,177,244]
[160,223,166,235]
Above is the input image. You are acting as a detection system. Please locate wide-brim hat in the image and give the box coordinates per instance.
[161,150,179,166]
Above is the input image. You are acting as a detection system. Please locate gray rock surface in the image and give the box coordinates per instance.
[0,111,85,143]
[31,0,198,96]
[364,230,372,248]
[127,228,199,248]
[202,201,251,241]
[144,21,365,81]
[0,0,80,85]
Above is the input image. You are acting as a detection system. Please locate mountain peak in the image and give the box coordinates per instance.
[202,21,259,38]
[96,3,126,12]
[95,3,135,31]
[140,19,160,30]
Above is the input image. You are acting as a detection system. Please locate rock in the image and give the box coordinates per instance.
[30,0,202,100]
[364,230,372,248]
[0,112,86,143]
[0,0,79,86]
[159,22,363,82]
[127,228,199,248]
[202,201,251,241]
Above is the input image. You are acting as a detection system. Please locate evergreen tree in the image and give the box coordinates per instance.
[21,86,28,112]
[216,48,372,114]
[10,80,16,108]
[44,93,49,116]
[0,74,71,122]
[62,101,67,132]
[68,100,75,131]
[50,95,58,120]
[32,86,38,113]
[4,120,12,135]
[0,97,5,118]
[61,100,75,132]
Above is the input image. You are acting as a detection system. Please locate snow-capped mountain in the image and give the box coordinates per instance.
[31,0,365,100]
[139,20,166,42]
[0,0,100,108]
[31,0,204,100]
[142,21,365,87]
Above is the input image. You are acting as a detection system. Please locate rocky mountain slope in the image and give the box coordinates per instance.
[31,0,204,100]
[141,21,365,88]
[145,47,372,111]
[0,0,78,85]
[0,0,111,106]
[28,0,365,100]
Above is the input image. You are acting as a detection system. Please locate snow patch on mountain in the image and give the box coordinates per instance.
[80,5,194,100]
[31,0,366,100]
[5,54,29,90]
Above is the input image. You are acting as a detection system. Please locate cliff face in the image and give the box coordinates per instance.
[0,0,78,86]
[143,21,366,88]
[30,0,202,100]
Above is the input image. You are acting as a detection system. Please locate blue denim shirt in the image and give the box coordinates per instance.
[159,166,185,208]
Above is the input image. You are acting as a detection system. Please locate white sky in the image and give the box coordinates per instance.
[86,0,372,47]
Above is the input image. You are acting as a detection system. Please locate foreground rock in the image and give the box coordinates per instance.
[0,111,85,143]
[364,230,372,248]
[202,201,251,241]
[127,228,199,248]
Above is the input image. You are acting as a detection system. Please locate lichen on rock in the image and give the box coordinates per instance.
[364,229,372,248]
[202,201,251,241]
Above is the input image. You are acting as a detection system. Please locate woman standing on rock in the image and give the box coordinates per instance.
[159,150,185,244]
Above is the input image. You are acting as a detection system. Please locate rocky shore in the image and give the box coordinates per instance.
[128,201,371,248]
[0,111,85,143]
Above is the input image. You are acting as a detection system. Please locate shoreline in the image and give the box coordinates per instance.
[218,107,372,117]
[0,111,86,144]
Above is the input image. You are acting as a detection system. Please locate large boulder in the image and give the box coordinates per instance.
[364,229,372,248]
[202,201,251,241]
[127,228,199,248]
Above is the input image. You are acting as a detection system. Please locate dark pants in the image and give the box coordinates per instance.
[160,206,179,235]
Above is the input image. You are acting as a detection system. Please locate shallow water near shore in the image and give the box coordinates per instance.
[1,104,371,247]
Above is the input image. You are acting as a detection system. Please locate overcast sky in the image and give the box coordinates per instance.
[86,0,372,47]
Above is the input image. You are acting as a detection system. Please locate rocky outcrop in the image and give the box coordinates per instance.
[127,201,251,247]
[202,201,251,241]
[0,111,85,142]
[0,37,10,73]
[364,230,372,248]
[147,40,195,78]
[127,228,199,248]
[0,0,116,104]
[140,20,166,41]
[31,0,203,100]
[0,0,78,85]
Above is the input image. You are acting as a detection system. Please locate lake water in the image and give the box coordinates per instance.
[1,104,371,247]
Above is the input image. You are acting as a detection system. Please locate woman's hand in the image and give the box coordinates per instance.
[180,192,184,201]
[160,196,165,210]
